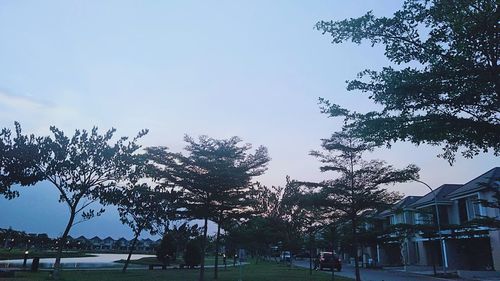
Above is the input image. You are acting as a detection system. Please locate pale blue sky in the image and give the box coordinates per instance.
[0,1,497,239]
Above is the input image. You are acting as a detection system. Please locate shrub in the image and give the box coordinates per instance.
[183,239,202,268]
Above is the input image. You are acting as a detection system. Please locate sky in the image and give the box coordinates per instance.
[0,0,498,240]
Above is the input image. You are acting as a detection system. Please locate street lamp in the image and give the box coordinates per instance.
[23,250,29,268]
[413,179,447,275]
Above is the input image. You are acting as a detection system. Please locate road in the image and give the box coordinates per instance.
[293,259,462,281]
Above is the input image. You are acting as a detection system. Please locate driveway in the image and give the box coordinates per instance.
[292,259,464,281]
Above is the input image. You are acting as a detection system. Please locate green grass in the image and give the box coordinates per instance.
[0,249,93,260]
[10,261,353,281]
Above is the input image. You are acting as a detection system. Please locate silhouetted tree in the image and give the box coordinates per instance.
[226,184,286,260]
[156,232,177,266]
[2,124,147,278]
[301,132,418,281]
[184,238,202,268]
[0,123,43,199]
[116,183,178,272]
[283,179,337,274]
[316,0,500,163]
[147,135,269,281]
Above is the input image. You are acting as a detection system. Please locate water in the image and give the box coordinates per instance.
[0,253,155,269]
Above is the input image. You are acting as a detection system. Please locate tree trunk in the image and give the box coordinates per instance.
[199,217,208,281]
[309,231,313,275]
[214,219,222,279]
[52,209,76,279]
[352,220,361,281]
[122,232,140,273]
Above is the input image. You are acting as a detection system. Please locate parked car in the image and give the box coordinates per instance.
[280,251,291,262]
[317,252,341,271]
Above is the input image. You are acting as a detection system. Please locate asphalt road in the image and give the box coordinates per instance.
[292,259,461,281]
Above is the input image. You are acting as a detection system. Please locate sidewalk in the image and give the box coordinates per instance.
[293,260,463,281]
[386,265,500,281]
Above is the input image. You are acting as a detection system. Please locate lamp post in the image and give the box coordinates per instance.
[23,250,29,268]
[414,179,447,275]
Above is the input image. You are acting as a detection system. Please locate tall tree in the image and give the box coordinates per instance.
[283,179,338,274]
[225,184,287,261]
[147,135,269,281]
[316,0,500,163]
[6,124,147,278]
[304,132,418,281]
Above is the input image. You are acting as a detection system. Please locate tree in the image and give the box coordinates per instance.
[283,179,338,275]
[156,232,177,266]
[115,183,177,272]
[225,184,287,261]
[0,123,43,199]
[316,0,500,163]
[303,131,419,281]
[184,238,202,268]
[5,124,147,278]
[165,222,202,260]
[147,135,269,281]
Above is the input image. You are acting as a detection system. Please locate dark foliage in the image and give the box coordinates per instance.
[316,0,500,163]
[184,239,202,268]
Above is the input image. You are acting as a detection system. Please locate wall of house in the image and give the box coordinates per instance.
[480,190,500,271]
[448,202,460,225]
[407,241,419,265]
[415,239,428,266]
[490,230,500,271]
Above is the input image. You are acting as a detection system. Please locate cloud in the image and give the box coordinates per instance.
[0,90,85,134]
[0,91,48,111]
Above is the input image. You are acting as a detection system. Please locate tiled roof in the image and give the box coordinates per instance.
[90,236,102,241]
[447,167,500,199]
[378,196,422,217]
[410,184,462,208]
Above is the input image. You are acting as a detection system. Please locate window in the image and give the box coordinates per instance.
[414,242,420,263]
[467,195,480,219]
[416,209,433,225]
[404,211,415,224]
[458,195,481,223]
[458,198,468,223]
[390,215,396,225]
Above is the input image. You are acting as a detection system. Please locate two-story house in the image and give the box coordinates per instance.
[373,167,499,272]
[444,167,500,270]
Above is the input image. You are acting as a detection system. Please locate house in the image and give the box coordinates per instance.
[89,236,103,250]
[101,237,115,250]
[74,235,90,250]
[139,238,155,252]
[116,237,129,251]
[409,184,462,269]
[444,167,500,270]
[372,167,500,271]
[375,196,423,266]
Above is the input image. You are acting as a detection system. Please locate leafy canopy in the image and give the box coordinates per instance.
[316,0,499,163]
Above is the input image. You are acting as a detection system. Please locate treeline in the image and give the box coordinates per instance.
[0,123,419,281]
[0,124,273,280]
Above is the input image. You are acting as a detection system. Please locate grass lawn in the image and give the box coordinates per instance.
[9,261,353,281]
[0,249,93,260]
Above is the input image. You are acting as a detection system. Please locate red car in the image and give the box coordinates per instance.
[317,252,342,271]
